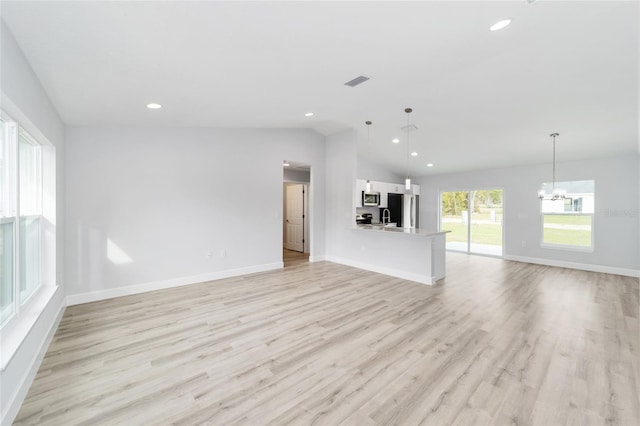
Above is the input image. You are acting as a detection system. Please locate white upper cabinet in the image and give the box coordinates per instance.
[412,184,421,195]
[378,182,388,208]
[388,183,404,194]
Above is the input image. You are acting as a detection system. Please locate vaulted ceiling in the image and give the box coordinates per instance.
[2,1,637,176]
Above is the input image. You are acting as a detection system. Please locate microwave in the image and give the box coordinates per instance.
[363,192,380,206]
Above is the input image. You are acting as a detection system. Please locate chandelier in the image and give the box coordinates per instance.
[538,133,566,200]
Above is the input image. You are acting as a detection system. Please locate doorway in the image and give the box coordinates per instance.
[283,161,310,267]
[440,189,504,256]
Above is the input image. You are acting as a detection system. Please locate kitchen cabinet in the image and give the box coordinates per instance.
[412,184,421,195]
[378,182,389,208]
[388,183,404,194]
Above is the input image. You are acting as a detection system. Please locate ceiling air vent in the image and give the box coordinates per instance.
[401,124,419,132]
[344,75,370,87]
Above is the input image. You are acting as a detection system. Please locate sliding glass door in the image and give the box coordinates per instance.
[440,191,469,252]
[440,189,503,256]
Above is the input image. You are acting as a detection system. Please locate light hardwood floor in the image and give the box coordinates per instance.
[14,254,639,425]
[283,249,309,268]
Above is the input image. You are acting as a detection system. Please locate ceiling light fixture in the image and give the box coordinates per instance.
[411,152,418,157]
[427,163,434,168]
[146,103,162,109]
[490,19,512,32]
[404,108,413,191]
[305,112,314,117]
[538,133,566,200]
[392,138,400,144]
[283,161,290,167]
[365,120,373,193]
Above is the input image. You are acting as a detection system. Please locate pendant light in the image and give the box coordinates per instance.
[365,120,372,193]
[538,132,566,200]
[404,108,413,191]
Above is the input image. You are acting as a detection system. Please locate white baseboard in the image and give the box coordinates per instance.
[504,255,640,278]
[309,255,326,262]
[325,255,433,285]
[2,293,66,425]
[66,262,284,306]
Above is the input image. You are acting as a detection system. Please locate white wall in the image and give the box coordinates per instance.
[357,155,403,184]
[325,130,358,255]
[65,127,325,301]
[417,155,640,274]
[0,20,66,425]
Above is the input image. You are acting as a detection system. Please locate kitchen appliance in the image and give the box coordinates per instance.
[386,192,420,228]
[403,193,419,229]
[355,213,373,224]
[363,192,380,206]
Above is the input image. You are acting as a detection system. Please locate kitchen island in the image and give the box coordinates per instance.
[349,225,448,285]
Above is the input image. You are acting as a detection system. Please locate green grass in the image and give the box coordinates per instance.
[441,212,592,248]
[542,214,592,247]
[442,223,503,246]
[543,228,591,247]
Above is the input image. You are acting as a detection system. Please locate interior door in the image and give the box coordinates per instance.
[285,184,304,252]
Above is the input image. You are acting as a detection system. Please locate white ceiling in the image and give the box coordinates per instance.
[1,1,638,176]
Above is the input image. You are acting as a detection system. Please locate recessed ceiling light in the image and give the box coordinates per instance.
[305,112,314,117]
[490,19,512,32]
[283,161,290,167]
[146,103,162,109]
[392,138,400,144]
[427,163,434,167]
[411,152,418,157]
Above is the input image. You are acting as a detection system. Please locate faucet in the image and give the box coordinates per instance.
[382,208,391,225]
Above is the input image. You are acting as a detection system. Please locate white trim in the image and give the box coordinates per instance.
[1,289,65,425]
[325,255,434,285]
[504,255,640,278]
[0,285,58,371]
[66,262,284,306]
[309,255,326,263]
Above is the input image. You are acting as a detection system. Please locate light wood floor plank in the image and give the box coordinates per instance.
[14,253,640,425]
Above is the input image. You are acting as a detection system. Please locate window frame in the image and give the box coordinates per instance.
[539,180,595,252]
[0,111,45,329]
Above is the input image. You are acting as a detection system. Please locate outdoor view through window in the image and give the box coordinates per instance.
[540,180,594,249]
[440,189,503,256]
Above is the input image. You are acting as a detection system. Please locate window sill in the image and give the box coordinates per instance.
[0,285,59,372]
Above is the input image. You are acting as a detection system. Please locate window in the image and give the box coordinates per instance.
[0,114,43,327]
[540,180,594,249]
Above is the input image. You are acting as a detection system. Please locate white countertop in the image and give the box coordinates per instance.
[354,224,449,237]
